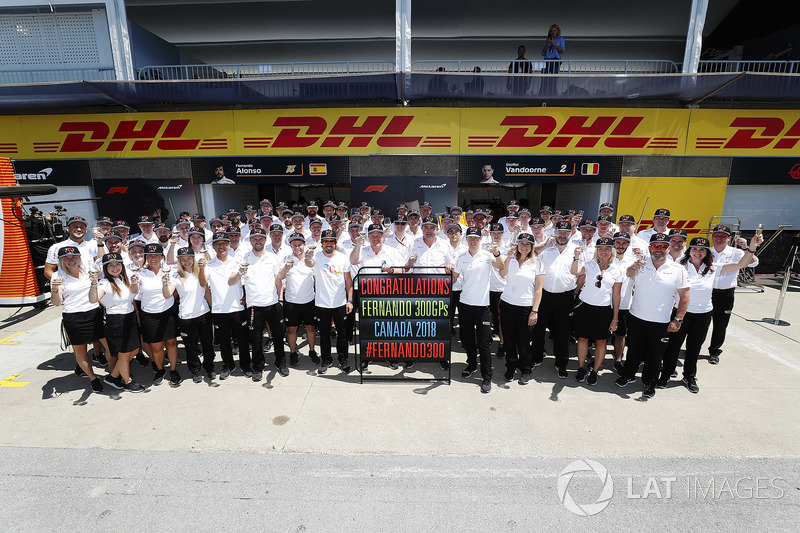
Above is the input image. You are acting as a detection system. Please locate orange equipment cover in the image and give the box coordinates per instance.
[0,158,41,299]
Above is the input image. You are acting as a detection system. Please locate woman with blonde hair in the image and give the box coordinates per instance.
[89,252,143,392]
[498,233,545,385]
[163,247,214,382]
[50,246,106,393]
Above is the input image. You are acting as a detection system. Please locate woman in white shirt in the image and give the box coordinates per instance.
[137,243,180,386]
[89,253,143,393]
[570,237,622,386]
[278,233,318,366]
[163,247,213,382]
[50,246,106,393]
[498,233,545,385]
[659,235,762,393]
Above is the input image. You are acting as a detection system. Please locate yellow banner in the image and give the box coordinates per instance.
[1,107,798,159]
[617,176,728,239]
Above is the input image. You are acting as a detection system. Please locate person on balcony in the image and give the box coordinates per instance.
[508,45,533,96]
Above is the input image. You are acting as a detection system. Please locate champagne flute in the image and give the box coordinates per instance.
[755,224,763,236]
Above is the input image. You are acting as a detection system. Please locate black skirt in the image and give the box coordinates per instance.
[104,311,140,355]
[62,307,105,346]
[139,303,178,343]
[573,302,613,341]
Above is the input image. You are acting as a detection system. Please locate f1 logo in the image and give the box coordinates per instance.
[107,187,128,194]
[364,185,388,193]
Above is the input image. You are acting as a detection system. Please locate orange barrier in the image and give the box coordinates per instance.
[0,158,43,305]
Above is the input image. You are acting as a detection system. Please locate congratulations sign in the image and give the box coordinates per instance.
[358,272,452,363]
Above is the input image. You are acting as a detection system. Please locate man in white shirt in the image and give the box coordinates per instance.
[617,214,648,255]
[611,231,635,374]
[287,212,311,244]
[529,217,549,246]
[385,215,414,262]
[192,214,214,241]
[531,221,578,378]
[205,232,249,380]
[497,199,520,230]
[617,233,689,399]
[453,227,504,393]
[226,226,251,262]
[309,230,354,375]
[233,227,286,381]
[638,208,671,243]
[45,215,99,279]
[540,205,554,234]
[707,224,759,364]
[596,215,615,239]
[570,219,597,261]
[667,228,687,262]
[419,201,433,220]
[405,210,423,242]
[306,218,323,248]
[279,233,318,365]
[131,215,159,244]
[266,223,291,260]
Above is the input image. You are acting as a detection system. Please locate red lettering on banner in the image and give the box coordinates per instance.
[496,116,557,147]
[774,118,800,150]
[724,118,784,149]
[323,116,386,148]
[59,122,110,152]
[377,116,423,147]
[271,117,327,148]
[107,120,164,151]
[549,116,616,148]
[157,119,200,150]
[605,117,649,148]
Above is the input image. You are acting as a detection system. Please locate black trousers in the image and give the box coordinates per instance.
[499,300,533,374]
[709,288,735,356]
[489,291,502,336]
[212,310,250,371]
[457,302,492,379]
[532,290,574,369]
[345,289,359,342]
[248,303,286,371]
[315,305,348,365]
[179,312,215,375]
[662,311,712,380]
[451,290,462,328]
[622,314,669,384]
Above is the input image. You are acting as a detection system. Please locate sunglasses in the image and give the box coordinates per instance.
[650,243,668,250]
[595,274,603,288]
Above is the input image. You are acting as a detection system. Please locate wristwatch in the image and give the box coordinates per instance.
[674,317,684,324]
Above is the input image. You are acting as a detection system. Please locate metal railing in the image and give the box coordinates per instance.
[136,61,396,80]
[410,59,680,75]
[0,67,116,84]
[697,60,800,73]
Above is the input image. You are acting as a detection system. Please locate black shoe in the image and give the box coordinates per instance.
[480,379,492,393]
[670,371,678,378]
[135,352,149,366]
[615,376,635,388]
[439,360,450,370]
[95,353,108,367]
[103,374,124,390]
[125,380,144,393]
[278,366,290,377]
[244,370,253,378]
[575,367,587,383]
[558,366,568,379]
[153,368,166,386]
[192,371,203,384]
[339,362,352,375]
[264,339,273,351]
[360,360,369,371]
[90,377,104,393]
[461,366,477,379]
[496,344,506,360]
[656,376,669,389]
[519,373,531,385]
[404,360,416,370]
[682,376,699,393]
[614,361,624,376]
[252,371,263,382]
[318,362,331,374]
[643,382,656,398]
[587,370,598,386]
[169,370,183,386]
[389,361,399,370]
[74,364,86,377]
[206,371,216,381]
[290,352,300,367]
[709,354,720,365]
[308,350,320,364]
[503,368,515,382]
[219,366,232,380]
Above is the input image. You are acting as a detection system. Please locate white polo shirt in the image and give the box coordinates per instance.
[711,246,758,289]
[171,271,210,319]
[206,256,244,314]
[489,242,510,292]
[313,250,350,309]
[265,242,291,263]
[352,245,403,289]
[613,255,635,310]
[55,270,98,314]
[455,248,494,306]
[240,251,281,307]
[98,275,136,315]
[409,238,451,273]
[538,242,578,293]
[500,257,545,307]
[447,242,468,290]
[683,262,718,313]
[385,232,414,261]
[136,268,175,313]
[283,254,315,304]
[577,261,623,307]
[629,257,689,323]
[46,238,98,269]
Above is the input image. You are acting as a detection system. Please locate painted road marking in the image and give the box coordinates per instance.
[0,373,29,387]
[0,332,24,345]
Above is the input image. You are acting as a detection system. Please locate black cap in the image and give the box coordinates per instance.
[350,209,363,218]
[269,224,284,233]
[599,202,615,211]
[57,246,81,258]
[518,209,532,218]
[613,232,631,242]
[320,229,337,241]
[668,228,688,239]
[506,211,519,219]
[421,217,438,227]
[328,214,343,222]
[260,198,273,206]
[244,204,257,212]
[176,247,195,257]
[465,227,482,238]
[371,208,384,217]
[540,205,553,213]
[113,220,129,229]
[138,215,155,224]
[288,232,306,243]
[367,224,384,234]
[597,214,614,223]
[153,222,170,232]
[128,239,146,249]
[101,252,125,264]
[226,226,241,235]
[618,214,635,223]
[689,237,712,248]
[394,215,408,224]
[211,232,230,243]
[96,216,114,225]
[530,217,545,226]
[555,221,572,230]
[489,223,504,232]
[249,227,267,237]
[102,231,123,243]
[66,216,87,226]
[595,237,614,247]
[307,200,318,208]
[309,218,323,226]
[579,219,597,229]
[192,213,206,221]
[649,233,670,244]
[227,208,240,216]
[653,208,670,218]
[144,243,164,255]
[187,228,205,238]
[711,224,731,235]
[517,232,535,244]
[507,199,519,208]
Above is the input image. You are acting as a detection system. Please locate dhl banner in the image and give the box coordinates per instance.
[0,108,798,160]
[617,176,728,239]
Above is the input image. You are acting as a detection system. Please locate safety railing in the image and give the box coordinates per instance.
[0,67,116,84]
[410,59,680,75]
[696,60,800,73]
[136,61,396,80]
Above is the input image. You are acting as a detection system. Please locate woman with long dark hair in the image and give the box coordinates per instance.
[498,233,545,386]
[50,246,106,393]
[570,237,622,386]
[659,235,762,393]
[89,252,143,392]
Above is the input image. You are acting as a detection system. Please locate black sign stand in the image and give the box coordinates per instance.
[355,266,452,384]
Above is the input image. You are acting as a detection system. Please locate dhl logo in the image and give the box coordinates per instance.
[637,220,707,236]
[35,120,227,153]
[694,117,800,150]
